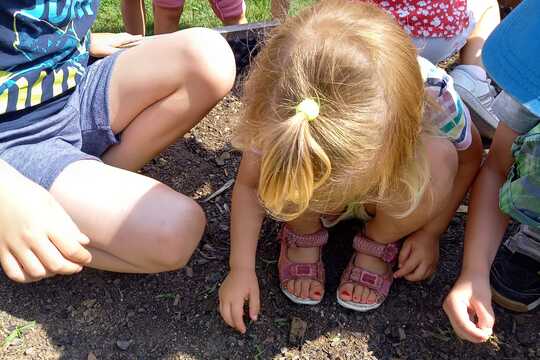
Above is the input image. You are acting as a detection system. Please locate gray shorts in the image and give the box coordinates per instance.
[0,53,121,190]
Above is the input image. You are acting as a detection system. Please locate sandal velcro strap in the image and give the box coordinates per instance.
[280,225,328,248]
[353,233,399,263]
[288,263,321,279]
[349,267,391,296]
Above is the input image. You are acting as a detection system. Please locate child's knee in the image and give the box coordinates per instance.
[173,28,236,98]
[150,198,206,271]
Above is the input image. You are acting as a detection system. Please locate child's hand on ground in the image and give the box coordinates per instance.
[219,269,260,334]
[0,167,92,283]
[394,229,439,281]
[443,272,494,343]
[90,33,143,58]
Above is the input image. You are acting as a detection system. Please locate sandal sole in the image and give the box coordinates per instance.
[336,292,383,312]
[491,287,540,313]
[281,286,322,305]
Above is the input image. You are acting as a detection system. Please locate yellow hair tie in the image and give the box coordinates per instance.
[296,98,320,122]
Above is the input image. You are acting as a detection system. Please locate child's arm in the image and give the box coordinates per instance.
[219,151,266,334]
[0,160,92,283]
[394,124,483,280]
[443,122,518,343]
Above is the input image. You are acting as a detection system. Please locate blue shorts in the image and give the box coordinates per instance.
[0,53,120,190]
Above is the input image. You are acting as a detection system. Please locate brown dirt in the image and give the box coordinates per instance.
[1,92,539,360]
[1,4,538,357]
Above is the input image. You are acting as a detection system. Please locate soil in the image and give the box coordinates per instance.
[1,4,538,358]
[1,91,538,360]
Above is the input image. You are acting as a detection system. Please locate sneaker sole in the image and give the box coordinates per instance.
[454,84,499,139]
[491,287,540,312]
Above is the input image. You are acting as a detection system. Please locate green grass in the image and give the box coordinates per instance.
[2,321,36,349]
[93,0,315,34]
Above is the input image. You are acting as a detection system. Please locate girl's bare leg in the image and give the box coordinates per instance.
[340,136,460,304]
[103,28,235,170]
[284,211,325,301]
[461,0,500,67]
[153,5,183,35]
[51,28,235,273]
[121,0,147,35]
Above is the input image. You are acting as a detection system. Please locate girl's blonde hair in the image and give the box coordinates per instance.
[235,0,430,221]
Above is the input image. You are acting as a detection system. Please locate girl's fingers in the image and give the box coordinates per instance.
[445,298,490,343]
[47,210,92,265]
[11,247,48,279]
[249,289,260,321]
[1,250,31,283]
[231,301,246,333]
[394,255,419,278]
[32,238,83,275]
[405,263,428,282]
[473,299,495,331]
[220,301,233,329]
[398,241,413,268]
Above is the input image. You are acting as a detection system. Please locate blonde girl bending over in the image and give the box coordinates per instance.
[219,0,482,333]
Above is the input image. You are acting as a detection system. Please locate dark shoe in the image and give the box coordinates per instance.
[490,227,540,312]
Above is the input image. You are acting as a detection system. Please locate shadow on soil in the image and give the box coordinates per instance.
[0,129,538,360]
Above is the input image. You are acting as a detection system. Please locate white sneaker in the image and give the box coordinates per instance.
[450,64,500,139]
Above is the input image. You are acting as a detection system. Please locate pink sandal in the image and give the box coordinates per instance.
[278,225,328,305]
[337,232,399,312]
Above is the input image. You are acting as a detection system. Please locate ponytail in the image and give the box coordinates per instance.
[258,112,331,221]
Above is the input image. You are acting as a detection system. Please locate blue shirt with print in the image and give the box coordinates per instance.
[0,1,98,123]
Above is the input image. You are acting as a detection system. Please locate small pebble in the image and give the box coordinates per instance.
[116,340,132,351]
[24,347,35,356]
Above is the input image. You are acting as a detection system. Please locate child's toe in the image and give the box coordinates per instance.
[340,283,354,301]
[353,285,364,303]
[300,280,311,299]
[367,290,377,304]
[294,279,303,297]
[286,280,295,295]
[362,287,373,303]
[310,282,323,300]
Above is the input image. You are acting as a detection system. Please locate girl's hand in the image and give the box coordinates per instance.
[90,32,143,58]
[394,229,439,281]
[0,169,92,283]
[219,268,260,334]
[443,272,495,343]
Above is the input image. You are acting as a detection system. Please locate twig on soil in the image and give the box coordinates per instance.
[196,248,219,260]
[254,344,265,359]
[273,318,288,327]
[156,293,176,300]
[202,179,235,203]
[260,257,277,265]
